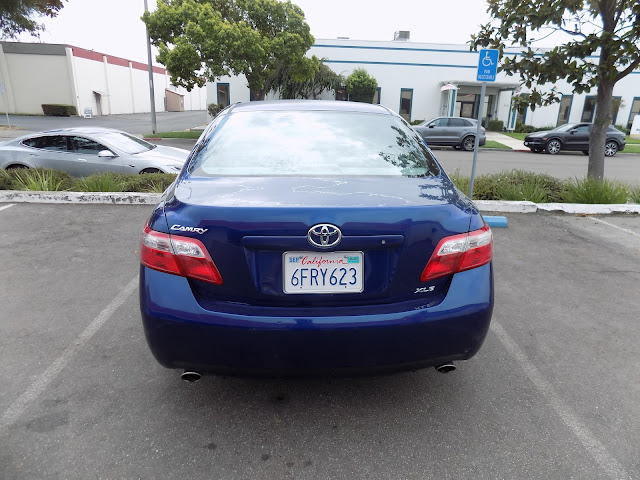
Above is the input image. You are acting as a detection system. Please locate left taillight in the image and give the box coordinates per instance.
[420,224,493,282]
[140,224,223,285]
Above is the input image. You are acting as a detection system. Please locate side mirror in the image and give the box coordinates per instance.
[428,124,435,128]
[97,150,117,158]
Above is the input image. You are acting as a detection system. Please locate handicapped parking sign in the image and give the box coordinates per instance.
[477,49,499,82]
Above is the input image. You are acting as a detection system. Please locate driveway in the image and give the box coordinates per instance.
[1,203,639,479]
[0,111,209,136]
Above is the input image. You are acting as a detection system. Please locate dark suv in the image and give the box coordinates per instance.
[413,117,486,151]
[524,123,626,156]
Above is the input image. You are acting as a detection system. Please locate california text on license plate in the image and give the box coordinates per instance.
[283,251,364,294]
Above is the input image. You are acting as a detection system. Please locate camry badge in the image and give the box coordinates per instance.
[307,224,342,248]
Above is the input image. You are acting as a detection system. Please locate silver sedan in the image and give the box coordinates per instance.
[0,127,190,176]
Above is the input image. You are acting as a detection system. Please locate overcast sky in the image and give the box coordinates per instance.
[16,0,497,64]
[16,0,573,65]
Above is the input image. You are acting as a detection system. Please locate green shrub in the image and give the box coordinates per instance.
[487,119,504,131]
[448,169,470,194]
[410,119,425,126]
[615,125,630,135]
[514,122,534,133]
[118,173,177,193]
[625,185,640,204]
[75,173,125,192]
[207,103,223,117]
[563,178,628,204]
[532,125,556,132]
[41,104,78,116]
[345,68,378,103]
[11,168,74,191]
[0,169,13,190]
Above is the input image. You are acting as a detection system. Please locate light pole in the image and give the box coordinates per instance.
[144,0,157,135]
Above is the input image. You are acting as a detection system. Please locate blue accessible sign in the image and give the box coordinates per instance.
[477,49,499,82]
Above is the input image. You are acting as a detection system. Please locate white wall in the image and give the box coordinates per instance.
[0,50,74,114]
[203,38,640,129]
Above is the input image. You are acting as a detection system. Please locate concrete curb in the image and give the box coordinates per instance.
[0,191,161,204]
[1,191,639,214]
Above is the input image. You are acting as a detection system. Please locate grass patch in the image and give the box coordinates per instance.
[0,169,176,193]
[144,131,201,139]
[628,185,640,203]
[563,178,628,204]
[75,173,125,192]
[9,168,74,191]
[502,132,527,141]
[625,136,640,144]
[482,141,510,149]
[622,144,640,154]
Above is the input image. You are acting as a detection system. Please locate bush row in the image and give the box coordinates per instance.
[41,104,78,116]
[448,169,640,204]
[0,169,177,193]
[1,168,638,204]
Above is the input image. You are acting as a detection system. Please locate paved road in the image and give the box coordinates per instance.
[1,203,639,479]
[431,148,640,183]
[0,111,209,135]
[149,139,640,184]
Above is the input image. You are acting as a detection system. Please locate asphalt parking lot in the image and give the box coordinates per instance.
[1,203,639,480]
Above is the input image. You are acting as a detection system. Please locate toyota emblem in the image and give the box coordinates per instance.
[307,224,342,248]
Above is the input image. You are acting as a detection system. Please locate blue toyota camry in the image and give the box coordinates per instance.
[139,100,493,379]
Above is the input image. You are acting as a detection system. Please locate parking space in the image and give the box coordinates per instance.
[1,204,639,479]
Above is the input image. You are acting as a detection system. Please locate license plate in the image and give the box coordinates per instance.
[283,251,364,294]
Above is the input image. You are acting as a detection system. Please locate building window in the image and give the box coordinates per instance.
[373,87,381,105]
[580,96,622,123]
[217,83,230,107]
[399,89,413,121]
[556,95,573,126]
[627,97,640,130]
[581,96,596,122]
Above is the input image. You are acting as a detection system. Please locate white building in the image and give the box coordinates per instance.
[0,41,206,116]
[206,35,640,130]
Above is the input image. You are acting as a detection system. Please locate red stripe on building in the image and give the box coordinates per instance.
[70,45,167,75]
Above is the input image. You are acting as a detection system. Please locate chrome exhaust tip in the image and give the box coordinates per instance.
[434,363,456,373]
[181,371,202,382]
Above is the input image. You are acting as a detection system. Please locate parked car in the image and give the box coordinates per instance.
[139,100,494,379]
[412,117,486,151]
[0,127,190,175]
[523,123,626,156]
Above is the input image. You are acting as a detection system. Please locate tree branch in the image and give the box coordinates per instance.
[615,56,640,82]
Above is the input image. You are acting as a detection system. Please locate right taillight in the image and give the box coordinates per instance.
[420,224,493,282]
[140,224,223,285]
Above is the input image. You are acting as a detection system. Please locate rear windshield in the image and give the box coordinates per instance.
[188,110,440,177]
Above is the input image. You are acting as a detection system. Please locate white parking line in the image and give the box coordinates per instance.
[0,275,139,430]
[590,217,639,237]
[0,203,15,212]
[491,321,632,480]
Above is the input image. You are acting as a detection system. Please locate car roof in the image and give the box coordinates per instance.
[38,127,123,135]
[228,100,391,115]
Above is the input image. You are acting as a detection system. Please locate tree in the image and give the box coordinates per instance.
[470,1,640,180]
[345,68,378,103]
[272,57,343,99]
[143,0,317,100]
[0,0,64,39]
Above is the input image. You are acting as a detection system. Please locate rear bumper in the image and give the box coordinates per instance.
[139,264,494,375]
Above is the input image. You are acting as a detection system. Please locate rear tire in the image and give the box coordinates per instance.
[461,136,475,151]
[604,141,618,157]
[545,139,562,155]
[140,168,162,174]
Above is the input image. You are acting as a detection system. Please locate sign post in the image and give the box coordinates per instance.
[469,49,499,198]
